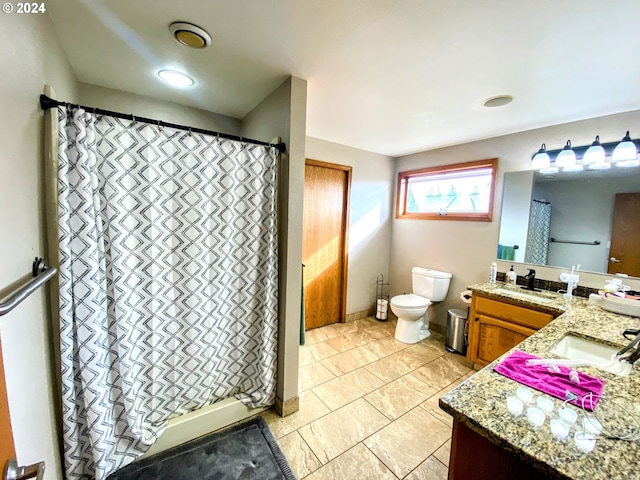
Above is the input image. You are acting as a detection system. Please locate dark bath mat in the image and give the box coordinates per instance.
[107,416,296,480]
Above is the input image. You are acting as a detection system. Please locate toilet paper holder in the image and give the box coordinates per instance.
[460,290,473,304]
[376,274,390,321]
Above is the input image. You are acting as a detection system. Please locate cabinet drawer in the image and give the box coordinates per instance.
[474,296,553,330]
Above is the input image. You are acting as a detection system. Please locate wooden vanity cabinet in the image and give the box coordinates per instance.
[466,295,556,367]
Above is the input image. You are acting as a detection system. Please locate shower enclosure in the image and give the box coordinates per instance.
[44,96,281,480]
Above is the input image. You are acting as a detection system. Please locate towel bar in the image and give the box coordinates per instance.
[0,258,57,317]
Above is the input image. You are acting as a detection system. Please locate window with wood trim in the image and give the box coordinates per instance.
[396,158,498,221]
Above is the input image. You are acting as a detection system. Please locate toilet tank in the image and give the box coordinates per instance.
[412,267,452,302]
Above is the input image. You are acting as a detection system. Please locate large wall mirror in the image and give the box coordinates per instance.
[498,167,640,279]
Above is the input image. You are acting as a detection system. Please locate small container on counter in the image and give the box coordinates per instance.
[489,262,498,284]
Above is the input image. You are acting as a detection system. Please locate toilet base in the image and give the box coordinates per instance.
[394,316,431,344]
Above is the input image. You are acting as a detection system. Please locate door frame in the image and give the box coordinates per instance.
[304,158,352,324]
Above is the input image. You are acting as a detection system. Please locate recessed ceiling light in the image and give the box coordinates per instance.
[169,22,211,49]
[158,69,194,88]
[482,95,514,108]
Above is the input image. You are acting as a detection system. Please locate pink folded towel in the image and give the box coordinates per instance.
[494,350,605,410]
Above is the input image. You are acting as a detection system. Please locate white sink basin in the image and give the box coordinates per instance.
[493,288,554,304]
[550,334,629,376]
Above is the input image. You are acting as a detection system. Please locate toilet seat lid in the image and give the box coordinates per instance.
[391,294,430,308]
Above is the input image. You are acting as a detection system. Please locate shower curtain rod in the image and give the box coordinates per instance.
[39,94,286,153]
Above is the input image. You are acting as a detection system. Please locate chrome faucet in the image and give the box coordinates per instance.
[524,269,536,291]
[617,329,640,363]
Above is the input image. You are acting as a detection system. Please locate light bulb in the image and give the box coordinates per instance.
[555,140,576,169]
[612,131,637,163]
[531,144,550,169]
[583,135,605,166]
[158,69,194,88]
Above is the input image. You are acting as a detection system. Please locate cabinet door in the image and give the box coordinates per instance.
[469,314,535,366]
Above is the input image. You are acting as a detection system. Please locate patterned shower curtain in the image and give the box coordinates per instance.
[524,200,551,264]
[56,107,279,480]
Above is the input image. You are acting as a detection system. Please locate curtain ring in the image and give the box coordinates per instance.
[131,114,136,126]
[157,119,163,131]
[188,127,192,137]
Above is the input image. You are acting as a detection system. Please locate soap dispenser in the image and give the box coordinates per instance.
[507,265,517,285]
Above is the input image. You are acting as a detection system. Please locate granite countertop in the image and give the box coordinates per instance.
[439,282,640,480]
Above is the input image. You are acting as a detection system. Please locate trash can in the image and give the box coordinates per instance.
[445,308,468,355]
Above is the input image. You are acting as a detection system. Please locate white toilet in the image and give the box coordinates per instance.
[390,267,452,344]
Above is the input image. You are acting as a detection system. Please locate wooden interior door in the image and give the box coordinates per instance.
[609,193,640,277]
[303,159,351,330]
[1,337,16,474]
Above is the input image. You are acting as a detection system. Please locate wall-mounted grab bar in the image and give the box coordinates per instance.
[550,238,601,246]
[0,258,57,317]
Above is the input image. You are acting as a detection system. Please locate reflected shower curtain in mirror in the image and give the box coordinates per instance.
[524,200,551,265]
[56,107,279,480]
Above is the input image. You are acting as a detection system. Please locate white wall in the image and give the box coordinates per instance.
[242,76,307,406]
[534,175,640,274]
[78,83,241,135]
[391,109,640,329]
[0,12,78,480]
[305,137,394,314]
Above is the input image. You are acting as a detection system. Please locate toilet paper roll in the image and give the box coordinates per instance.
[460,290,473,304]
[376,298,388,320]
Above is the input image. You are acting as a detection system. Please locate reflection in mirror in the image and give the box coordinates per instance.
[498,167,640,278]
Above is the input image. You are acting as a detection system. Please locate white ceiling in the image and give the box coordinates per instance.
[47,0,640,156]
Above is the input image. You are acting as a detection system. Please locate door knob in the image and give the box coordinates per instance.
[610,257,622,263]
[4,459,45,480]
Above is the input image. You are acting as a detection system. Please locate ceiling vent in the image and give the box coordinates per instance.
[482,95,514,108]
[169,22,211,49]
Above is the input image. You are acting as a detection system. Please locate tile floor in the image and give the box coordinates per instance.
[260,316,475,479]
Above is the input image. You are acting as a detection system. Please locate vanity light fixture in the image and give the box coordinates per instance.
[158,69,194,88]
[612,131,638,163]
[583,135,607,169]
[530,131,640,173]
[530,144,550,169]
[555,140,577,170]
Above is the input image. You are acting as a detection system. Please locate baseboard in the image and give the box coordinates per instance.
[430,322,445,335]
[274,396,299,417]
[346,307,375,322]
